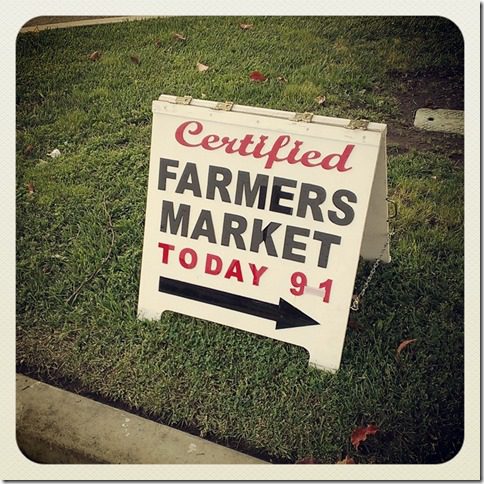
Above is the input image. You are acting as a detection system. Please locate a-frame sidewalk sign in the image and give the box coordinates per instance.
[138,95,390,371]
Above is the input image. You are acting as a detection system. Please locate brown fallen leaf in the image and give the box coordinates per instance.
[249,70,267,82]
[173,32,186,41]
[336,455,355,464]
[88,51,101,61]
[351,424,379,449]
[240,23,253,30]
[296,456,319,464]
[315,95,326,106]
[277,75,288,83]
[27,181,34,194]
[24,144,34,156]
[396,338,417,356]
[154,39,162,48]
[196,62,209,72]
[130,55,140,65]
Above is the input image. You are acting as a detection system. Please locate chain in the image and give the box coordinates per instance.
[350,230,394,312]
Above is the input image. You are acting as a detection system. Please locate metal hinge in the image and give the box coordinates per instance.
[346,119,369,130]
[387,198,398,220]
[175,96,193,105]
[214,101,234,111]
[292,112,313,123]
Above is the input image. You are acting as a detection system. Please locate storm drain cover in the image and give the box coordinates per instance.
[414,108,463,135]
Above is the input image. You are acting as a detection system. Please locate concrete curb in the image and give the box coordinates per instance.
[16,374,266,464]
[19,16,160,33]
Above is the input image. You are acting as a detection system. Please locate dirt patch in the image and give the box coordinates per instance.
[393,68,464,119]
[386,127,463,165]
[386,68,464,163]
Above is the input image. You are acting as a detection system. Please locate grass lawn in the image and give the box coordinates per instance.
[16,16,464,464]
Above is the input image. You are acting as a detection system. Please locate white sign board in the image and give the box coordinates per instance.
[138,95,390,371]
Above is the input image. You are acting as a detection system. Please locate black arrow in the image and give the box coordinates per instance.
[158,276,320,330]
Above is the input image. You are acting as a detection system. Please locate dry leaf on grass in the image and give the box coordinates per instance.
[88,51,101,61]
[240,23,253,30]
[296,456,319,464]
[277,75,288,83]
[24,144,34,156]
[336,455,355,464]
[130,55,140,65]
[249,70,267,82]
[27,181,35,194]
[315,95,326,105]
[154,39,162,48]
[47,149,61,159]
[196,62,209,72]
[396,338,417,356]
[351,424,379,449]
[173,32,187,41]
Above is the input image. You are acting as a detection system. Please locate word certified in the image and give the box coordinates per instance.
[176,120,354,171]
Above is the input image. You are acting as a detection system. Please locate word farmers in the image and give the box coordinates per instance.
[175,120,355,171]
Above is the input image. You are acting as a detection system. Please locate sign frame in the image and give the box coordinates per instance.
[138,95,390,371]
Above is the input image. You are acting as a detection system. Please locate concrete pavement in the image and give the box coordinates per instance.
[19,16,160,33]
[16,374,266,464]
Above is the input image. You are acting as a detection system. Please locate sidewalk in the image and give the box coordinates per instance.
[20,16,159,33]
[16,374,265,464]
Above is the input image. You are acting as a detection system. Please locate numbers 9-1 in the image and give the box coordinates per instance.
[290,271,333,303]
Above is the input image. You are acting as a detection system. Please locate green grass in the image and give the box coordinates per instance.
[16,16,463,464]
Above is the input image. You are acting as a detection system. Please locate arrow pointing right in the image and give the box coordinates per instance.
[158,276,320,330]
